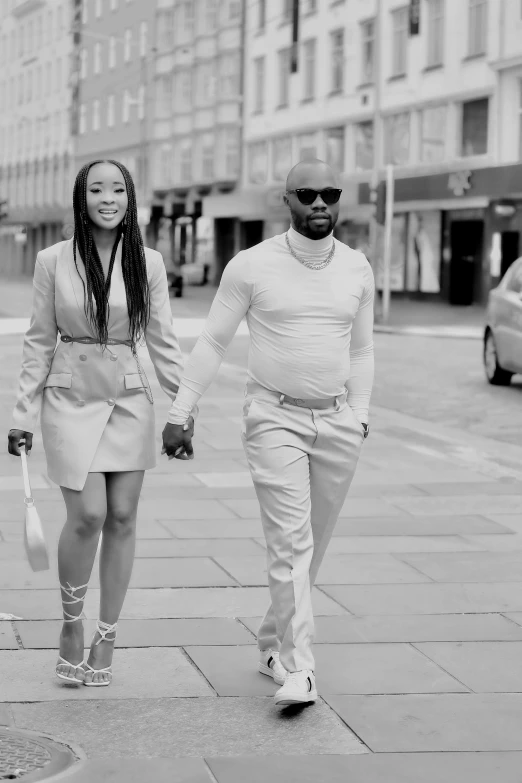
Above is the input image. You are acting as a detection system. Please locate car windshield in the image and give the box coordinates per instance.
[502,258,522,291]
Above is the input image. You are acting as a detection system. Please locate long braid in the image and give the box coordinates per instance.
[72,160,150,348]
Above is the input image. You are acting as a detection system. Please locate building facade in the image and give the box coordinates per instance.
[73,0,157,232]
[0,0,74,275]
[149,0,243,281]
[205,0,522,304]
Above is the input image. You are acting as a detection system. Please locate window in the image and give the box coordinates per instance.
[81,0,87,24]
[196,61,215,104]
[180,145,192,181]
[504,259,522,292]
[331,29,344,92]
[282,0,292,22]
[461,97,488,156]
[391,7,408,77]
[137,85,145,119]
[94,42,102,74]
[139,22,147,57]
[257,0,266,30]
[176,70,192,111]
[80,49,87,79]
[56,4,63,36]
[156,74,172,118]
[384,112,410,165]
[302,39,316,100]
[183,1,194,33]
[248,141,268,184]
[219,52,240,98]
[303,0,317,13]
[205,0,217,32]
[224,127,239,178]
[421,105,446,162]
[92,99,100,130]
[107,94,115,127]
[201,134,214,179]
[95,0,102,18]
[111,0,118,9]
[122,90,130,122]
[253,56,265,113]
[25,70,33,103]
[278,48,290,107]
[298,132,317,160]
[124,29,132,62]
[55,58,62,91]
[273,136,292,181]
[109,36,116,68]
[326,127,345,172]
[361,19,375,83]
[468,0,487,56]
[157,10,174,52]
[357,119,375,170]
[427,0,445,67]
[79,104,86,134]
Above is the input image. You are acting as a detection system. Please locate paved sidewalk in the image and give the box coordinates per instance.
[2,325,522,781]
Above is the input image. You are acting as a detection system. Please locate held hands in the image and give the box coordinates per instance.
[8,429,33,456]
[162,417,195,461]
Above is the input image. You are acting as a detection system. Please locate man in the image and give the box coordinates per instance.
[163,159,374,707]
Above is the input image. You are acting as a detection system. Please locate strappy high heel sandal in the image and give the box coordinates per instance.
[55,581,88,686]
[83,620,118,687]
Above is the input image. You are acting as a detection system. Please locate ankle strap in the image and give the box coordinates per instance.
[94,620,118,645]
[60,582,88,623]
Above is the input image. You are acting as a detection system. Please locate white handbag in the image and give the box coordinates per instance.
[21,451,50,572]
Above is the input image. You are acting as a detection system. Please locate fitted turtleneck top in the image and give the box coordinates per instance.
[167,228,375,425]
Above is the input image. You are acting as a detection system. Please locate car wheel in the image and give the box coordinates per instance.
[484,329,513,386]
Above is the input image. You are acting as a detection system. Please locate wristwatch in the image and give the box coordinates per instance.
[361,423,369,439]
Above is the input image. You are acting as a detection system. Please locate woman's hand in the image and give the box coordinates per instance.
[8,429,33,456]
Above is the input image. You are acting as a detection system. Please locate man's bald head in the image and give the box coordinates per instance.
[286,159,339,191]
[284,158,341,240]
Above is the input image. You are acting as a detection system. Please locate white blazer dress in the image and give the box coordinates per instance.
[11,238,185,491]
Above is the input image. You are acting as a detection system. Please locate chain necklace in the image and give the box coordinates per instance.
[285,232,336,270]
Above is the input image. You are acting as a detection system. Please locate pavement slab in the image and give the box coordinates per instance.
[10,697,367,758]
[15,618,255,649]
[0,621,17,648]
[184,643,465,696]
[206,752,522,783]
[414,641,522,693]
[395,551,522,582]
[320,582,522,615]
[239,613,522,643]
[332,515,509,536]
[58,757,213,783]
[324,534,486,553]
[160,519,264,539]
[214,554,431,587]
[0,648,213,701]
[324,694,522,752]
[415,482,522,496]
[391,495,522,516]
[134,538,265,558]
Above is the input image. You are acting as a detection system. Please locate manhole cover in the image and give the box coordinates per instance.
[0,728,79,781]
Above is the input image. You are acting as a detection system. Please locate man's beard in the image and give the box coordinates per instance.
[290,208,336,240]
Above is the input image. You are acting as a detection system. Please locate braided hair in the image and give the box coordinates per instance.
[72,159,150,348]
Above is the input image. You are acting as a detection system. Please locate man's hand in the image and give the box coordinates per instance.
[8,429,33,456]
[162,417,195,461]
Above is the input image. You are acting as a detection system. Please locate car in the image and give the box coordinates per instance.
[484,256,522,385]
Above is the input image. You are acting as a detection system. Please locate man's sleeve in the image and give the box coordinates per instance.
[167,252,252,424]
[345,259,375,424]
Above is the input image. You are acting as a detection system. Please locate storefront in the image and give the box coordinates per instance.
[358,163,522,305]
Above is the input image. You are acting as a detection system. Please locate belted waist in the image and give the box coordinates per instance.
[60,335,133,347]
[246,382,346,411]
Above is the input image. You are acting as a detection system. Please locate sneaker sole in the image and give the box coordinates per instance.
[274,689,318,706]
[258,662,286,686]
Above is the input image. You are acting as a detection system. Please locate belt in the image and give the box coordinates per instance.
[61,335,133,347]
[247,382,346,411]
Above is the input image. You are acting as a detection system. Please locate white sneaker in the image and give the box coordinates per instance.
[274,669,318,706]
[258,650,286,685]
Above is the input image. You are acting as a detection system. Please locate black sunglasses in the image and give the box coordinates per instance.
[286,188,343,206]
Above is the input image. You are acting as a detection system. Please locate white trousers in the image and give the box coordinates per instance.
[241,384,364,672]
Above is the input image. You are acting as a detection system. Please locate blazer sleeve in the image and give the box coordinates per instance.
[144,250,185,403]
[11,252,58,433]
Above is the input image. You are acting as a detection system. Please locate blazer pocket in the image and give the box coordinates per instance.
[124,373,146,390]
[44,373,72,389]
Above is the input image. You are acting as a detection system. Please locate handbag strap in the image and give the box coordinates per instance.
[20,451,33,502]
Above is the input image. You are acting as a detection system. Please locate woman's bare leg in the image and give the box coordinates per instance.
[84,470,144,684]
[57,473,107,680]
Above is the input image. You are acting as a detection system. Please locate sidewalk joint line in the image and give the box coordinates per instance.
[11,621,24,650]
[408,642,474,693]
[208,556,243,587]
[202,759,220,783]
[178,646,219,697]
[234,617,257,640]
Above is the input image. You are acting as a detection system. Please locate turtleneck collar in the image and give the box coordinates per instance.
[287,225,334,258]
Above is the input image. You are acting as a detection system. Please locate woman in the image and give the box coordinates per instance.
[8,160,194,686]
